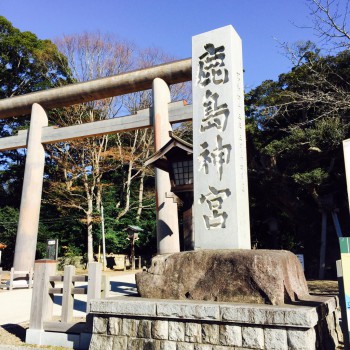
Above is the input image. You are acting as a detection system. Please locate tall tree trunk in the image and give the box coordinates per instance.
[87,196,94,263]
[116,159,133,220]
[136,169,146,221]
[95,135,108,213]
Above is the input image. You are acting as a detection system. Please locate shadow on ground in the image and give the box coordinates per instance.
[1,323,27,341]
[110,281,138,296]
[51,281,138,312]
[53,295,87,312]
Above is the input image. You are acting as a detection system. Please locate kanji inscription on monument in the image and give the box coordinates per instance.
[192,25,251,249]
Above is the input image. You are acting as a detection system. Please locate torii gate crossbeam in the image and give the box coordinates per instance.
[0,101,192,151]
[0,58,191,118]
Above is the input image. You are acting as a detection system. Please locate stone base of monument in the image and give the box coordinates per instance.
[88,250,342,349]
[88,295,341,349]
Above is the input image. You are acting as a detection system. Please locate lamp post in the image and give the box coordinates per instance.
[145,132,194,250]
[124,225,143,270]
[169,159,193,193]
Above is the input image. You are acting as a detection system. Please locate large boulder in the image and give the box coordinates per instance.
[136,250,309,305]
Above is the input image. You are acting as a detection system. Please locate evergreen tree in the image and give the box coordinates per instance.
[246,47,350,277]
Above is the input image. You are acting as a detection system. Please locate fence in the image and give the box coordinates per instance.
[9,267,34,290]
[29,260,104,333]
[0,267,34,290]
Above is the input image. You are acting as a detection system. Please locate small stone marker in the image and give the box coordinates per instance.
[192,26,250,249]
[46,239,58,260]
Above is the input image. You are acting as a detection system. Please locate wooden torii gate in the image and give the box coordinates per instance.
[0,59,192,271]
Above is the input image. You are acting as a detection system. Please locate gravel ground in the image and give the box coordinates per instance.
[0,278,341,349]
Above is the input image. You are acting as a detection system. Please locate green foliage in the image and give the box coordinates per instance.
[292,168,329,186]
[0,205,62,268]
[0,16,71,98]
[39,202,87,256]
[95,209,157,258]
[312,117,346,149]
[246,47,350,190]
[0,206,19,268]
[58,245,83,270]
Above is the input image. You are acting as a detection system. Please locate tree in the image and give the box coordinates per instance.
[0,16,70,99]
[43,41,191,262]
[306,0,350,50]
[0,16,71,147]
[245,46,350,277]
[116,47,191,221]
[43,32,134,263]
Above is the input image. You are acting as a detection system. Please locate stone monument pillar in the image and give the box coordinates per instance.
[192,26,251,249]
[13,103,48,271]
[152,78,180,254]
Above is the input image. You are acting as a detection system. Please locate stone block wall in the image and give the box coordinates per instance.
[88,296,342,350]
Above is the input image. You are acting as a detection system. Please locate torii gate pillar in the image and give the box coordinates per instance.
[152,78,180,254]
[13,103,48,271]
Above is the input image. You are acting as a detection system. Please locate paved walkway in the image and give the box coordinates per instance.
[0,272,137,326]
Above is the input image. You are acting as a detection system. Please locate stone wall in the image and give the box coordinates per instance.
[88,296,342,350]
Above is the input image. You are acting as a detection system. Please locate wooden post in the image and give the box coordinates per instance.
[9,267,14,291]
[86,262,102,313]
[131,238,136,270]
[61,265,75,323]
[101,275,109,299]
[29,260,57,330]
[101,205,107,271]
[28,267,34,289]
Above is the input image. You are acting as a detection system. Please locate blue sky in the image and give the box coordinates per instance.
[1,0,320,90]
